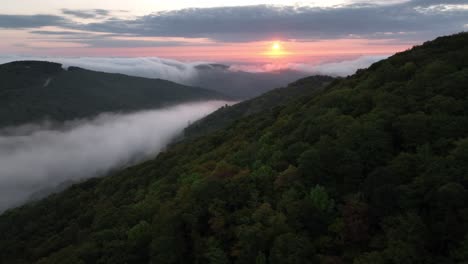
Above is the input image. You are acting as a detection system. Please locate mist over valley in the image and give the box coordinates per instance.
[0,55,386,98]
[0,100,232,211]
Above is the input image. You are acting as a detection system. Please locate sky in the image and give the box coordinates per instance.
[1,0,467,65]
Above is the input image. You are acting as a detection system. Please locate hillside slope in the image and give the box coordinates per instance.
[184,75,335,139]
[1,33,468,264]
[0,61,226,127]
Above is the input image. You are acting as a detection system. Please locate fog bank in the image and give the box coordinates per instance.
[0,55,387,98]
[0,101,231,212]
[229,55,389,76]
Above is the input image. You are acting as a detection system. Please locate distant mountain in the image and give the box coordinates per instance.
[1,33,468,264]
[191,64,309,99]
[0,61,227,127]
[184,75,335,139]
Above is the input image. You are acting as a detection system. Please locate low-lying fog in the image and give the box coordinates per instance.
[0,101,231,212]
[0,55,388,98]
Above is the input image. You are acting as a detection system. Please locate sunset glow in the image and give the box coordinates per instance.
[269,41,284,57]
[263,41,291,59]
[3,38,413,64]
[0,1,464,67]
[272,42,281,51]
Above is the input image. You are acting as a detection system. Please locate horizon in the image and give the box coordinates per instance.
[1,0,467,70]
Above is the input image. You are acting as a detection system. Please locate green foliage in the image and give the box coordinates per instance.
[127,221,151,246]
[2,33,468,263]
[183,75,335,139]
[204,238,229,264]
[309,185,334,212]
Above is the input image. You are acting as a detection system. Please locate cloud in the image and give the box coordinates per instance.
[81,39,183,48]
[0,55,203,82]
[1,0,466,42]
[30,33,196,48]
[61,9,110,19]
[0,14,69,29]
[0,101,231,212]
[295,55,390,76]
[409,0,468,6]
[28,29,218,49]
[227,55,387,76]
[0,0,465,52]
[29,30,87,35]
[74,2,467,42]
[0,55,387,97]
[0,55,299,98]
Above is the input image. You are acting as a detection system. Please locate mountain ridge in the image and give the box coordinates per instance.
[0,60,228,127]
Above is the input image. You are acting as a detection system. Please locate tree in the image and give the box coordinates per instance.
[269,233,314,264]
[203,238,229,264]
[309,185,334,213]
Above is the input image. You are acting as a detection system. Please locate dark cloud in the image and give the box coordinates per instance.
[75,1,467,42]
[29,30,85,35]
[61,9,110,19]
[75,37,201,48]
[0,14,68,28]
[409,0,467,6]
[28,30,209,48]
[0,0,466,43]
[78,38,198,48]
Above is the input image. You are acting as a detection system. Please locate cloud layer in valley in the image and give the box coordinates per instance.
[294,55,390,76]
[0,101,230,212]
[230,55,389,76]
[0,55,387,98]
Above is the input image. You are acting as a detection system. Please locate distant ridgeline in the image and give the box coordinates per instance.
[190,63,310,99]
[0,61,227,127]
[1,33,468,264]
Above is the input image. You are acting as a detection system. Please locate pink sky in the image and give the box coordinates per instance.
[6,37,414,64]
[1,1,463,65]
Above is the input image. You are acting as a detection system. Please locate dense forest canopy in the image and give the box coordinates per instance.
[1,33,468,263]
[184,75,335,139]
[0,61,226,127]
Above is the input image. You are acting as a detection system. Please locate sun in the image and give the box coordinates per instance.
[272,42,281,51]
[265,41,288,58]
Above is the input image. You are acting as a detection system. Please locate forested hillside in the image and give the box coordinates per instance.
[1,33,468,264]
[0,61,226,127]
[184,75,335,139]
